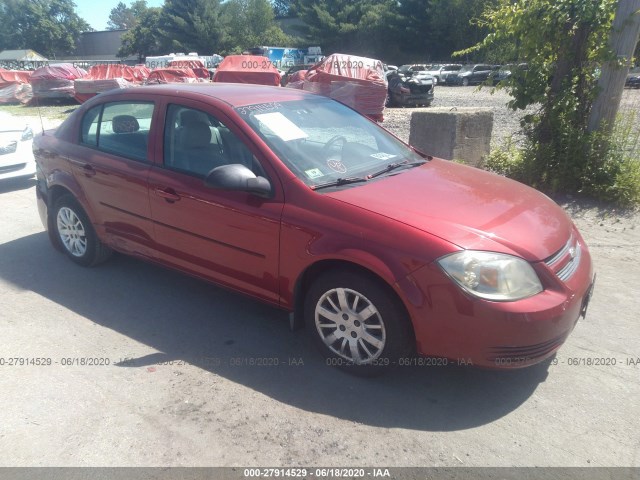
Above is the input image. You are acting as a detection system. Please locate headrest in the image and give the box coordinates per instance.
[112,115,139,134]
[183,122,212,148]
[180,109,210,126]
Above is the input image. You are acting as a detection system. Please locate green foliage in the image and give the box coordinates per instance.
[220,0,293,54]
[107,0,149,30]
[489,113,640,207]
[582,112,640,206]
[0,0,92,58]
[272,0,296,18]
[457,0,640,206]
[118,7,167,60]
[292,0,496,63]
[484,137,526,180]
[159,0,228,54]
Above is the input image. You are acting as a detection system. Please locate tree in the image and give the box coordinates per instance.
[589,0,640,134]
[460,0,623,198]
[0,0,91,58]
[423,0,498,61]
[159,0,228,54]
[291,0,495,63]
[107,0,149,30]
[294,0,398,58]
[118,7,166,61]
[221,0,292,53]
[271,0,296,18]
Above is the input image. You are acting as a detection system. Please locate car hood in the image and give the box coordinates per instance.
[326,159,572,261]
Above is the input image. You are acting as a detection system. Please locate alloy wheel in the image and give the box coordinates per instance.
[314,287,386,364]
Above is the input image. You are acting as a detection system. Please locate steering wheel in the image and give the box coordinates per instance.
[322,135,348,160]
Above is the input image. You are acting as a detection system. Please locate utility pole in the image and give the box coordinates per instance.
[588,0,640,134]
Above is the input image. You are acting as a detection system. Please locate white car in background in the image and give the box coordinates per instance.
[0,112,36,181]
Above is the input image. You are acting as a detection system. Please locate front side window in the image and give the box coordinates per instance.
[236,97,424,189]
[79,101,154,162]
[163,104,265,178]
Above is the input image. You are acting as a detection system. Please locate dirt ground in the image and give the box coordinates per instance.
[0,89,638,473]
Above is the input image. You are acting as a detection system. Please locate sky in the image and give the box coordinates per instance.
[74,0,165,31]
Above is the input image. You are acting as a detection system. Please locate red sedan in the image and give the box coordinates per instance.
[33,84,595,374]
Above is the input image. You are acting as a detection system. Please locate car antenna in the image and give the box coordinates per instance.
[34,95,45,136]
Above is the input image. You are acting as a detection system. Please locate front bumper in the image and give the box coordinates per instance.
[399,230,595,368]
[0,139,36,180]
[390,87,435,106]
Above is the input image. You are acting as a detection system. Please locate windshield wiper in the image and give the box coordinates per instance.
[368,159,427,179]
[311,176,369,190]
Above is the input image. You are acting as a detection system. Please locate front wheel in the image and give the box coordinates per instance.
[462,77,470,86]
[52,194,112,267]
[305,270,413,375]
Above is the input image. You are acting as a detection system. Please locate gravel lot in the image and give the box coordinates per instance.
[382,85,640,146]
[0,88,639,473]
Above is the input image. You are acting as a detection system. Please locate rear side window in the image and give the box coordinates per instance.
[81,105,101,146]
[80,102,155,162]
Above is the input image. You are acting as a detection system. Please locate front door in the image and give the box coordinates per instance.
[148,101,283,303]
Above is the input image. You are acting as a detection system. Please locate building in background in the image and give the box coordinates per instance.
[0,49,48,69]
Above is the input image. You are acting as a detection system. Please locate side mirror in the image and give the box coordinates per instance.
[204,164,272,197]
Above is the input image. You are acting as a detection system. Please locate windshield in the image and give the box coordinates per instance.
[236,97,424,188]
[459,65,473,73]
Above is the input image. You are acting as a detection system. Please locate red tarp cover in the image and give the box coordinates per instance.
[0,70,32,84]
[285,70,307,89]
[167,59,209,79]
[213,55,281,86]
[298,53,387,121]
[0,70,33,103]
[31,64,87,99]
[73,64,150,103]
[146,68,201,84]
[0,84,32,104]
[84,64,148,82]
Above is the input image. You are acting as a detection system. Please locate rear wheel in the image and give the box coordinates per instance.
[305,269,413,375]
[52,195,112,267]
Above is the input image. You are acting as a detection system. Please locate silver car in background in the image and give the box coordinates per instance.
[0,112,35,181]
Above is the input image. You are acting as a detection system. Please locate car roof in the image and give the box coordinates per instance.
[93,83,315,108]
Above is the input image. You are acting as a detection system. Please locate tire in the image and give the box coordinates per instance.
[462,77,470,86]
[52,194,112,267]
[385,92,396,108]
[304,269,413,375]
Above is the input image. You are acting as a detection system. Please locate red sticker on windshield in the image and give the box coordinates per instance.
[327,159,347,174]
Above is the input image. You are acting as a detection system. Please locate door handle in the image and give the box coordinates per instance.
[154,187,181,202]
[81,164,96,177]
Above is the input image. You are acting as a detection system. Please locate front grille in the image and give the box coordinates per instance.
[545,234,581,282]
[409,84,433,94]
[488,332,569,363]
[0,141,18,155]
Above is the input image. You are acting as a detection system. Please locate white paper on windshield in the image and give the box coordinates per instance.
[370,152,397,161]
[254,112,308,142]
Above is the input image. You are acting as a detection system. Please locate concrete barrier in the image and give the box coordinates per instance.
[408,107,493,167]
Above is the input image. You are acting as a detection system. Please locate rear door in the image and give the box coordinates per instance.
[147,98,284,303]
[70,100,157,256]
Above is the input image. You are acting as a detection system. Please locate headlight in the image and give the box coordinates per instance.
[437,251,543,301]
[20,126,33,141]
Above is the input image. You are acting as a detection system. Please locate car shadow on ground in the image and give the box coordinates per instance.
[0,177,35,194]
[0,232,552,432]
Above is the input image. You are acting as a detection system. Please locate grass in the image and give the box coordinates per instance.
[0,101,78,121]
